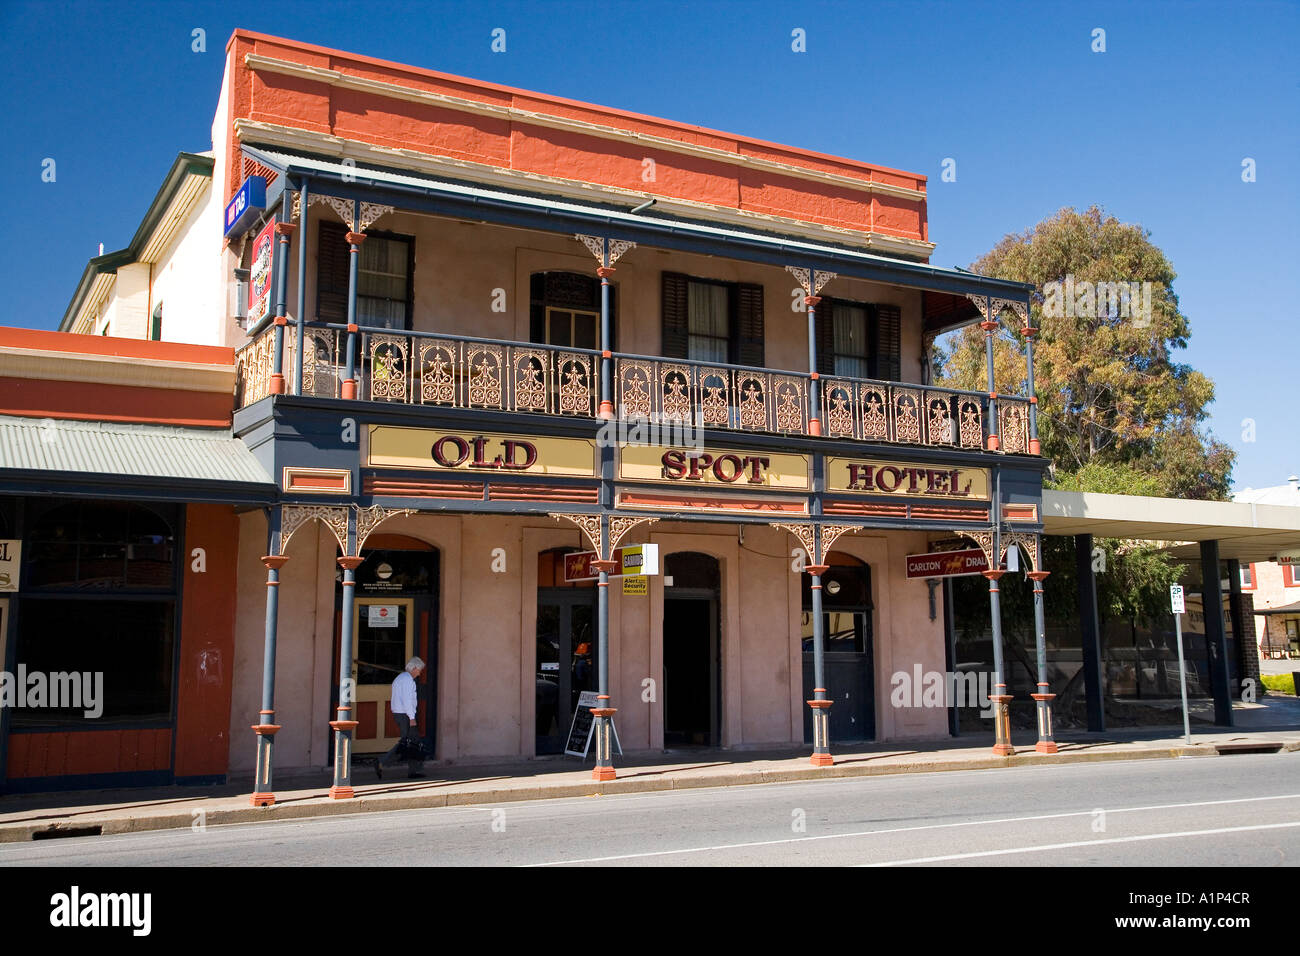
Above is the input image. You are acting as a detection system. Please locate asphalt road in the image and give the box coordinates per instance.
[2,752,1297,866]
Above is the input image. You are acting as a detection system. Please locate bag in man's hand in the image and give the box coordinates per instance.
[395,736,431,761]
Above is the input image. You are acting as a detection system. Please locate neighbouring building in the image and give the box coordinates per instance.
[1234,477,1300,658]
[0,328,274,792]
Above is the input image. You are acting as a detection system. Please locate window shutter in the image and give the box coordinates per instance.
[874,304,902,381]
[735,282,765,368]
[661,272,689,358]
[814,296,835,376]
[315,221,351,323]
[529,273,546,343]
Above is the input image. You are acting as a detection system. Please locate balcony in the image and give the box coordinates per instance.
[235,321,1033,454]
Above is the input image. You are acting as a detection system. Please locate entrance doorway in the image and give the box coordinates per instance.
[663,552,721,748]
[536,548,596,755]
[802,553,875,743]
[334,544,438,757]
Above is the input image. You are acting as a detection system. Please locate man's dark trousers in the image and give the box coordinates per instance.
[379,713,423,775]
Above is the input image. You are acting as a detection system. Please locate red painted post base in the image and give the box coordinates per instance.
[250,793,275,807]
[989,694,1015,756]
[1028,438,1041,456]
[270,373,285,394]
[809,753,834,767]
[328,786,356,800]
[341,379,357,400]
[1034,741,1059,754]
[808,417,823,437]
[590,706,617,781]
[807,698,833,766]
[592,766,617,781]
[598,400,614,419]
[987,435,1001,451]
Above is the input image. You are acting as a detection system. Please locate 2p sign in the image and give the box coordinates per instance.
[1170,585,1185,614]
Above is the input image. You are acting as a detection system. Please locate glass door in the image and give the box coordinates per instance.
[536,590,596,754]
[352,597,415,754]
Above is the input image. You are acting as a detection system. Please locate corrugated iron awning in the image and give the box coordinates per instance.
[0,416,273,498]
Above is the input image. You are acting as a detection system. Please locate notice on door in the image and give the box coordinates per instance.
[368,605,399,628]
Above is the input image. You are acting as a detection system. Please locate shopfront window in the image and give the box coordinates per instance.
[14,501,180,727]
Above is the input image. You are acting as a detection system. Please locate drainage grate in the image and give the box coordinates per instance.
[32,825,103,840]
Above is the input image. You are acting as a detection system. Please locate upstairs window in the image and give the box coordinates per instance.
[814,296,901,381]
[316,221,414,331]
[530,272,607,350]
[661,272,764,367]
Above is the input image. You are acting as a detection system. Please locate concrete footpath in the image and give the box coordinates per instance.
[2,697,1298,845]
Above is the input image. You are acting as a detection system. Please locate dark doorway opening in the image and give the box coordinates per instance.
[802,552,875,743]
[663,552,721,748]
[536,548,596,755]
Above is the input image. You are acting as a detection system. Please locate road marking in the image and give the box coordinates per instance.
[525,792,1300,866]
[861,820,1300,866]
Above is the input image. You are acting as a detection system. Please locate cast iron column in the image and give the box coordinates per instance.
[293,179,309,395]
[982,315,1001,451]
[598,247,615,419]
[341,200,364,400]
[269,194,294,396]
[985,567,1014,755]
[1022,321,1041,456]
[590,557,619,780]
[807,561,833,764]
[1029,570,1057,752]
[330,554,366,798]
[1075,534,1105,732]
[1201,539,1234,726]
[806,292,823,437]
[251,511,288,807]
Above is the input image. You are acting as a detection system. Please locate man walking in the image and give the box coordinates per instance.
[376,656,425,779]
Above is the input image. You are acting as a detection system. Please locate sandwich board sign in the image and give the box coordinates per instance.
[565,690,622,759]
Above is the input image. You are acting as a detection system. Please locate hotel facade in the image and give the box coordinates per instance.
[3,31,1060,798]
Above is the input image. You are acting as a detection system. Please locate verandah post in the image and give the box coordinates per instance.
[251,506,288,807]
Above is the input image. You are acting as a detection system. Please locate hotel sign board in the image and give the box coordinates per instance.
[367,426,597,477]
[619,445,809,490]
[905,548,990,579]
[0,539,19,591]
[828,458,990,499]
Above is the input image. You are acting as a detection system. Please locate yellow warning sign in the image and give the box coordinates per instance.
[622,576,648,596]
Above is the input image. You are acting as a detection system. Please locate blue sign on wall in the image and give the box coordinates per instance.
[224,176,267,238]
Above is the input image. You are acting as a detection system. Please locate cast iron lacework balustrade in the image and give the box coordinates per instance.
[236,322,1033,453]
[613,355,808,435]
[819,376,995,450]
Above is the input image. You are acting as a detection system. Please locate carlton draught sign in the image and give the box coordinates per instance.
[905,548,989,579]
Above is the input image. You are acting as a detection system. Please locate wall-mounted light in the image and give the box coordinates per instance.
[826,579,842,596]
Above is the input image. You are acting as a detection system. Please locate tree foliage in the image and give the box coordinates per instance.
[936,205,1233,500]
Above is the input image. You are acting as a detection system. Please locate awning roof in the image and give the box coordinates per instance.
[0,416,273,502]
[1042,490,1300,562]
[244,145,1030,333]
[1255,601,1300,616]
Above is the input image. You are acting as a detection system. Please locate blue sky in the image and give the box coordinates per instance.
[1,0,1296,491]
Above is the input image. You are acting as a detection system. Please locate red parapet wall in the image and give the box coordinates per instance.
[225,31,928,245]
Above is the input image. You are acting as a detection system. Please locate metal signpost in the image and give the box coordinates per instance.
[1170,584,1192,745]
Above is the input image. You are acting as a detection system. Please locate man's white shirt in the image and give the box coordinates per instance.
[390,671,417,719]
